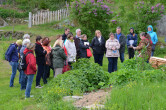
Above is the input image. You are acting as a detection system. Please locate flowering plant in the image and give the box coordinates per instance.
[70,0,113,40]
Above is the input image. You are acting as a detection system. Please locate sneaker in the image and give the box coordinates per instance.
[35,85,43,88]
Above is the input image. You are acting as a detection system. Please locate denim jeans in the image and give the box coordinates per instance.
[25,74,34,98]
[120,52,125,63]
[93,54,104,66]
[36,64,44,86]
[18,68,21,84]
[20,70,27,90]
[108,57,118,73]
[9,62,18,87]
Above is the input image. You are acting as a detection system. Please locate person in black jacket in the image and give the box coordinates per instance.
[79,34,90,58]
[91,30,106,66]
[35,36,47,88]
[114,27,126,63]
[127,28,137,59]
[74,29,82,60]
[62,28,70,41]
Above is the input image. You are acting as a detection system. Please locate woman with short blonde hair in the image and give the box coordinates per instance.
[91,30,105,66]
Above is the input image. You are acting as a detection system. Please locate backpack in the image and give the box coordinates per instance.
[19,52,32,70]
[5,43,14,61]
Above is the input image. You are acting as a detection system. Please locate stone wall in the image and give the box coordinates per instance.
[156,15,166,36]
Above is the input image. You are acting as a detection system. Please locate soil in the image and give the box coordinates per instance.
[74,88,112,108]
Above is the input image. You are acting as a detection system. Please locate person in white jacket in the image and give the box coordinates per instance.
[65,33,77,68]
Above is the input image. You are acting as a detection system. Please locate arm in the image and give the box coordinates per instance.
[65,41,72,56]
[120,35,126,47]
[79,41,89,49]
[126,35,130,47]
[105,41,113,50]
[29,54,37,72]
[6,45,15,60]
[60,49,67,60]
[134,42,145,50]
[90,38,95,48]
[133,34,138,47]
[115,41,120,49]
[35,46,47,56]
[153,32,158,44]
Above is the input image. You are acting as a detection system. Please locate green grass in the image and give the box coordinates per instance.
[105,81,166,110]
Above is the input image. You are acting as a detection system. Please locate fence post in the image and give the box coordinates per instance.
[28,12,32,28]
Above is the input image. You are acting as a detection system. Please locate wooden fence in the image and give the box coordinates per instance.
[28,8,69,28]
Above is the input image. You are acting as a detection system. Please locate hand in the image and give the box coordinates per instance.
[133,47,136,50]
[112,47,115,50]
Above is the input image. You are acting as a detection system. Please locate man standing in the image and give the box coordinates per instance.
[115,27,126,63]
[74,29,81,60]
[62,28,70,41]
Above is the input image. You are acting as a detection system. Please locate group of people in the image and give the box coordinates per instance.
[6,25,158,98]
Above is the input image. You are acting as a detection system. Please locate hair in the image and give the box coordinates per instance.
[36,36,42,42]
[67,33,73,39]
[22,39,30,45]
[23,34,30,39]
[76,29,81,34]
[42,37,50,46]
[27,43,35,50]
[81,34,87,38]
[53,40,63,47]
[95,30,102,36]
[116,27,121,30]
[56,35,62,40]
[65,28,70,31]
[140,32,151,41]
[16,39,22,45]
[109,33,114,36]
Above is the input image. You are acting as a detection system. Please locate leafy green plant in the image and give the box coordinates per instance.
[70,0,113,41]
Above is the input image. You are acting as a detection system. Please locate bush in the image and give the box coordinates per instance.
[154,45,166,56]
[70,0,113,41]
[0,8,28,19]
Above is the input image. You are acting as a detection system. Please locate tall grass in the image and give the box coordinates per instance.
[105,81,166,110]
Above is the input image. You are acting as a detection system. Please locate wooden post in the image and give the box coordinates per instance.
[28,12,32,28]
[32,14,34,25]
[58,10,59,21]
[37,12,39,25]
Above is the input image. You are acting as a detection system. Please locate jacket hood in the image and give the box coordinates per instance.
[147,25,153,33]
[23,48,33,54]
[52,45,62,51]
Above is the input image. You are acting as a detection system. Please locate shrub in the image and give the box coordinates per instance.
[70,0,113,41]
[154,45,166,56]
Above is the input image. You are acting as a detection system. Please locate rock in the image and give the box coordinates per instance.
[63,96,83,102]
[84,104,105,110]
[0,17,8,27]
[156,15,166,36]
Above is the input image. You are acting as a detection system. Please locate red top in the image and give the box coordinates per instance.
[23,48,37,75]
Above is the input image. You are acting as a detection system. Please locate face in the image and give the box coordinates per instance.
[130,29,134,33]
[77,30,81,37]
[70,36,73,40]
[148,27,152,32]
[140,35,144,39]
[110,34,114,39]
[96,32,101,37]
[116,28,121,34]
[39,39,42,43]
[83,36,87,40]
[65,29,70,35]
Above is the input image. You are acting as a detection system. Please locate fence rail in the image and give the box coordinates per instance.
[28,8,69,28]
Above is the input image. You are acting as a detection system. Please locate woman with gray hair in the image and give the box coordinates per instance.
[23,34,30,39]
[19,39,31,90]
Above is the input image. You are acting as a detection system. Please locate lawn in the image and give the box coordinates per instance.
[0,23,165,110]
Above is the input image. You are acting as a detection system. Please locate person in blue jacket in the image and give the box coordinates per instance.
[6,40,22,87]
[147,25,158,56]
[127,28,137,59]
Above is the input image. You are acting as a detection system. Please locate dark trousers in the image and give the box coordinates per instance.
[128,48,135,59]
[36,64,45,86]
[93,54,104,66]
[43,65,49,84]
[108,57,118,73]
[120,52,124,63]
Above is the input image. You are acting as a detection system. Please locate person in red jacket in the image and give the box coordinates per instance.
[24,43,37,98]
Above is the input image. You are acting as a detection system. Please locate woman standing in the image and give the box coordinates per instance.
[23,43,36,98]
[133,32,152,62]
[52,40,67,77]
[147,25,158,56]
[35,36,47,88]
[91,30,105,66]
[65,33,77,68]
[42,37,51,81]
[127,28,137,59]
[106,33,120,73]
[79,34,90,58]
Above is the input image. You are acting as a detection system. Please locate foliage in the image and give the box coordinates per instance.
[134,1,165,33]
[0,7,28,19]
[154,45,166,56]
[70,0,114,41]
[105,81,166,110]
[109,57,166,86]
